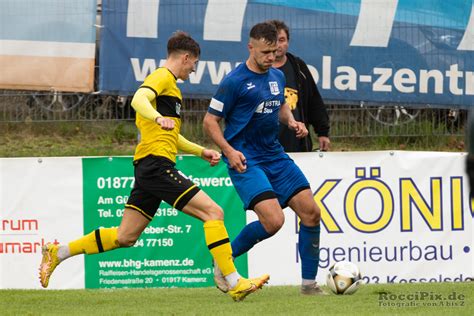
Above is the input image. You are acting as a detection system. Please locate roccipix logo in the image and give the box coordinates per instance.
[378,291,465,308]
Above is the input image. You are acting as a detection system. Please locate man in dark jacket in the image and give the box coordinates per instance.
[268,20,330,152]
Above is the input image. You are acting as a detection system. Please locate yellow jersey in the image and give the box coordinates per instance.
[134,67,182,162]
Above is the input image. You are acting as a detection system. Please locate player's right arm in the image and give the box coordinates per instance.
[204,76,247,173]
[279,102,308,138]
[130,87,174,130]
[203,111,247,173]
[176,134,220,167]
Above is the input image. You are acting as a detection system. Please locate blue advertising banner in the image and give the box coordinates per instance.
[99,0,474,107]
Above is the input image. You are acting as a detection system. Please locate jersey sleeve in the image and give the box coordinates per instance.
[208,76,238,118]
[130,87,161,121]
[141,68,167,97]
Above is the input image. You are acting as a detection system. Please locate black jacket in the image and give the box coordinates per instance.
[278,52,330,152]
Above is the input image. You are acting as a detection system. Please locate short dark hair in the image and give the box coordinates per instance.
[266,19,290,41]
[249,22,277,44]
[167,31,200,57]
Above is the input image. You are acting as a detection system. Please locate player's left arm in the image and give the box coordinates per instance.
[177,134,220,166]
[279,102,308,138]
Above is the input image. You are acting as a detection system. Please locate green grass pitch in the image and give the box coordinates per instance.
[0,282,472,315]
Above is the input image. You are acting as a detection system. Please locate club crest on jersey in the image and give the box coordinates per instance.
[175,102,182,115]
[269,81,280,95]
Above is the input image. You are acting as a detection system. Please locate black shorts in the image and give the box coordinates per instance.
[125,155,200,220]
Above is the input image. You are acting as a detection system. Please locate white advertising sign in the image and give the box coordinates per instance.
[0,158,84,289]
[248,151,473,285]
[1,152,472,289]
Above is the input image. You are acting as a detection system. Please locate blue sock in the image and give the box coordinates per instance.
[298,223,321,280]
[231,221,272,258]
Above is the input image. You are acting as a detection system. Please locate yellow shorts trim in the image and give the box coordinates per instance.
[173,184,198,208]
[125,204,153,221]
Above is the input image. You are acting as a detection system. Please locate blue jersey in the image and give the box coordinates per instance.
[208,63,287,165]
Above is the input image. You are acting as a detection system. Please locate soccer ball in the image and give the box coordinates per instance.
[326,261,363,295]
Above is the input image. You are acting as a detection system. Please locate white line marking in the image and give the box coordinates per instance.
[126,0,160,38]
[204,0,248,41]
[0,40,95,58]
[350,0,399,47]
[458,4,474,51]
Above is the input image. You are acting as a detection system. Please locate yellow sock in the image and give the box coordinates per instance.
[68,227,119,256]
[203,220,236,276]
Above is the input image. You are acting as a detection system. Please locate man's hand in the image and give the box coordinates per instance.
[202,149,221,167]
[319,136,331,151]
[288,120,308,138]
[225,149,247,173]
[155,117,175,130]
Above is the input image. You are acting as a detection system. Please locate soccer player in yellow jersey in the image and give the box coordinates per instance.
[39,31,269,302]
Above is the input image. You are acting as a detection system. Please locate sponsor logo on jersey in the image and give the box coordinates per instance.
[269,81,280,95]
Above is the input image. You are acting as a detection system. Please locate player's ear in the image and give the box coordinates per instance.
[182,53,189,63]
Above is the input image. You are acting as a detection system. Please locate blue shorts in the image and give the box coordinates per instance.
[228,156,310,210]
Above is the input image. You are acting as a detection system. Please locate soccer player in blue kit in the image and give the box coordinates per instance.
[203,22,325,295]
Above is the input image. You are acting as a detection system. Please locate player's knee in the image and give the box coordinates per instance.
[264,215,285,235]
[208,208,224,221]
[204,202,224,221]
[307,204,321,226]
